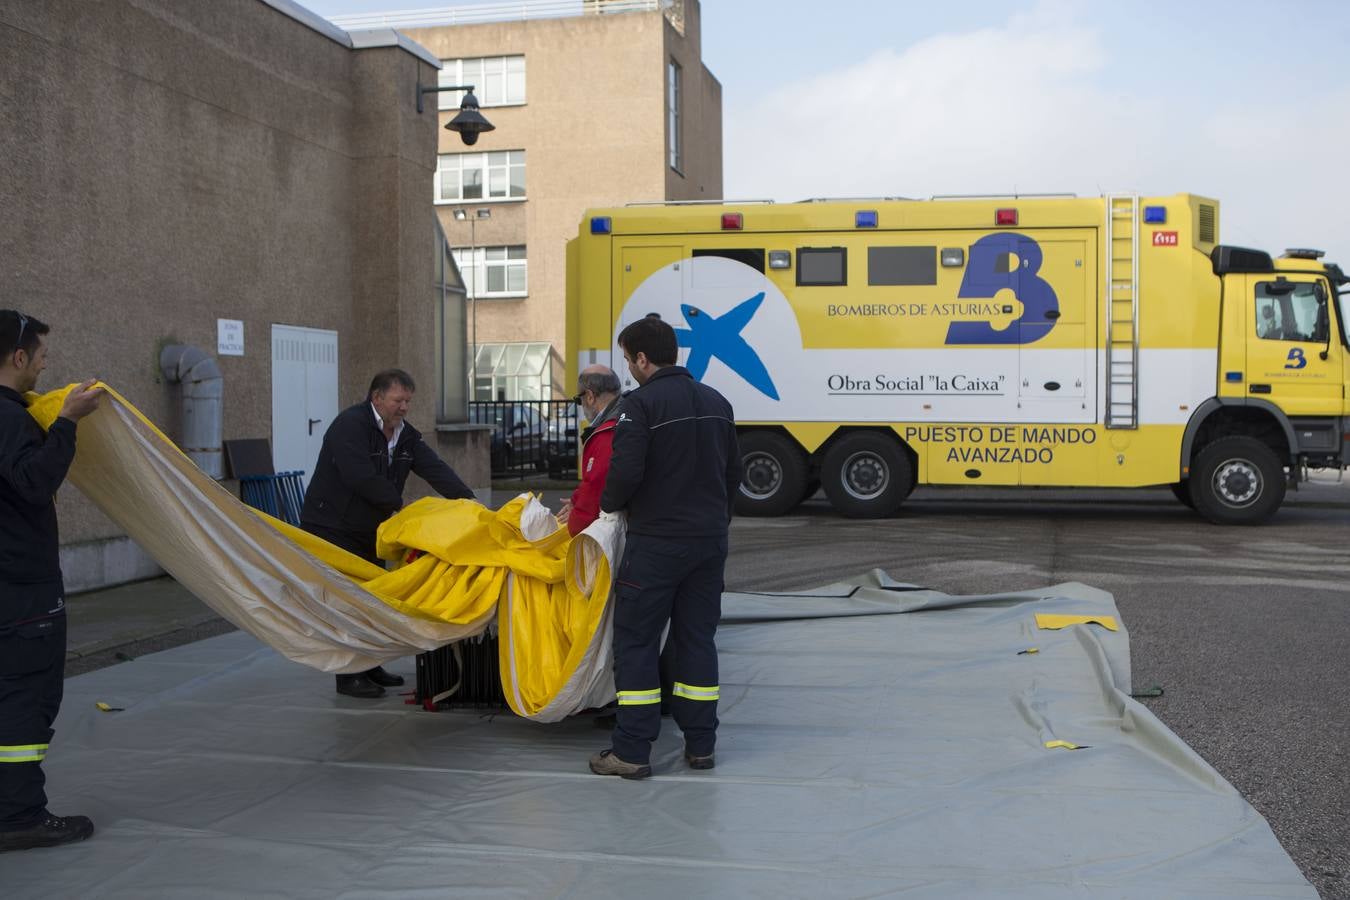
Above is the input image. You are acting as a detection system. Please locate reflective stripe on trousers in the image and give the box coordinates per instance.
[617,689,662,706]
[672,682,719,701]
[0,744,48,764]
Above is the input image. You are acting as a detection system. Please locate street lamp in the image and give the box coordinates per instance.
[417,82,496,145]
[454,207,491,399]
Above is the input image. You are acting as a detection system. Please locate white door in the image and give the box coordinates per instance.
[271,325,338,487]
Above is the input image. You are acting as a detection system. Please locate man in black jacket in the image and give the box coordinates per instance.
[0,310,102,852]
[300,368,475,698]
[589,317,741,780]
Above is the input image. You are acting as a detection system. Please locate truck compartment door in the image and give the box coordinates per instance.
[613,246,684,389]
[1017,238,1093,423]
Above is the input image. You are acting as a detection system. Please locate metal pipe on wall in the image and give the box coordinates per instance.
[159,344,224,478]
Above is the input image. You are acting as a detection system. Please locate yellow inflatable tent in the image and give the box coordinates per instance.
[27,384,621,722]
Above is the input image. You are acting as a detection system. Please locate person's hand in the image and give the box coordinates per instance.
[58,380,103,422]
[556,500,573,526]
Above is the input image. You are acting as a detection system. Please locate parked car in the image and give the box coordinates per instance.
[546,403,579,477]
[469,403,548,474]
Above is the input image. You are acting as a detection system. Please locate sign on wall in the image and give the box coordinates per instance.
[217,319,244,356]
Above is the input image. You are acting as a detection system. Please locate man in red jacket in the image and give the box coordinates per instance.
[557,365,621,536]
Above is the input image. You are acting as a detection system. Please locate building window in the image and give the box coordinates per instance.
[471,342,563,402]
[454,246,528,299]
[435,151,526,202]
[667,59,682,172]
[439,56,526,109]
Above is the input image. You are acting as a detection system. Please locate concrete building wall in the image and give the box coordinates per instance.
[399,0,722,391]
[665,0,722,202]
[0,0,486,590]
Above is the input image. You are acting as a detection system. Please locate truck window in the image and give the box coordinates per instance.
[1255,282,1327,342]
[692,248,765,273]
[797,247,846,286]
[868,246,937,286]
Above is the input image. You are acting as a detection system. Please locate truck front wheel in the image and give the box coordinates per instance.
[735,431,809,517]
[1190,436,1286,525]
[821,432,913,518]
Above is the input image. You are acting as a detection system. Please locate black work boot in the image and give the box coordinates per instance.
[335,672,385,698]
[364,666,405,688]
[684,749,715,770]
[0,813,95,852]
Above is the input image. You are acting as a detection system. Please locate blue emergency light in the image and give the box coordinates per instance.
[855,210,878,228]
[590,216,612,235]
[1143,206,1166,224]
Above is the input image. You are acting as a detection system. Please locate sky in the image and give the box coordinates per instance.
[304,0,1350,269]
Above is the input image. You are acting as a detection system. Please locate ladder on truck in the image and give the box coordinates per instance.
[1105,194,1140,429]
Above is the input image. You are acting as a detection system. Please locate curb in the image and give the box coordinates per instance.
[66,610,228,661]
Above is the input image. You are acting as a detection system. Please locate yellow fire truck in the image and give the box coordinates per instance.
[565,194,1349,524]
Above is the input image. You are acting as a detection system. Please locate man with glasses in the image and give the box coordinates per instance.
[556,365,622,536]
[0,309,102,851]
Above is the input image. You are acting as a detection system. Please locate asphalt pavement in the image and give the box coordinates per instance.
[725,478,1350,899]
[62,477,1350,897]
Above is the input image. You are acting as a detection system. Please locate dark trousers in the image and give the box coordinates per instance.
[300,522,387,682]
[611,533,727,765]
[0,581,67,831]
[300,521,381,566]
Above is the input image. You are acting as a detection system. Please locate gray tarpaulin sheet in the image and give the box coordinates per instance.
[3,573,1314,898]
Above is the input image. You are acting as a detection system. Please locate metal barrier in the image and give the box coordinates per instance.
[240,471,306,526]
[468,400,579,477]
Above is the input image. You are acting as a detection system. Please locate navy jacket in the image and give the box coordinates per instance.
[300,401,474,539]
[0,386,76,585]
[600,366,741,537]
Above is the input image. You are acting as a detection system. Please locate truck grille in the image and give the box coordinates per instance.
[1198,204,1216,244]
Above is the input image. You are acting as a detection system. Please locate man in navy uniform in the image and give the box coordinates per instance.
[0,309,102,851]
[589,317,740,779]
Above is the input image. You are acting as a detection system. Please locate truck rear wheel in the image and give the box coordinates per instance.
[821,432,913,518]
[735,432,809,517]
[1190,436,1286,525]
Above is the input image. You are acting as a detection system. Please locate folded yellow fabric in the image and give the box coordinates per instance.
[1034,613,1119,632]
[26,383,620,721]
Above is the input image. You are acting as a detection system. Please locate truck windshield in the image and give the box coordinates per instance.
[1340,289,1350,346]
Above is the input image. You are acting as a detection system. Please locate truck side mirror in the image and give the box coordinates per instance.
[1315,282,1332,359]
